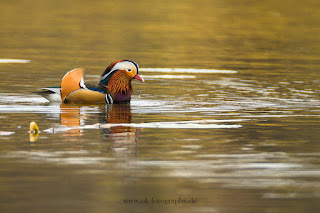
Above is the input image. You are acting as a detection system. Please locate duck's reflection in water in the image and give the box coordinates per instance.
[102,104,138,156]
[103,104,132,132]
[60,104,138,145]
[60,104,83,139]
[101,104,138,144]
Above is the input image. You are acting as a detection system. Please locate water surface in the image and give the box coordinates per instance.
[0,0,320,212]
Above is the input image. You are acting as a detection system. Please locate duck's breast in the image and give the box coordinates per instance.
[113,92,131,103]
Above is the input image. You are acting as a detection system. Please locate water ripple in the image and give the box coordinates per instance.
[0,59,30,63]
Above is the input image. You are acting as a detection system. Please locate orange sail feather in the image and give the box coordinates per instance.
[60,68,84,102]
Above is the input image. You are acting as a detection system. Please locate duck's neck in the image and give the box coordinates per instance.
[107,70,132,94]
[105,70,132,103]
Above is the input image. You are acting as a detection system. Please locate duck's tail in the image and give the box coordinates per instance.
[35,87,62,103]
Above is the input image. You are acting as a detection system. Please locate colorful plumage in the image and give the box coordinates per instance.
[38,60,144,104]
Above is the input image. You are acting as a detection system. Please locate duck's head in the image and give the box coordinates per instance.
[99,60,144,94]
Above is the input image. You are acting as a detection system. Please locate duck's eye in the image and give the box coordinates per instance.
[128,69,132,71]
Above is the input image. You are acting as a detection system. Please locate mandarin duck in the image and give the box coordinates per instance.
[39,60,144,104]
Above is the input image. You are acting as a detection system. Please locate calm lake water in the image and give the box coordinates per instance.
[1,0,320,212]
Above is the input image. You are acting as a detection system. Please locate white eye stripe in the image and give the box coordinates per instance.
[111,61,135,72]
[101,61,136,80]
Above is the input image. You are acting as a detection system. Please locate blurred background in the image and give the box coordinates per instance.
[0,0,320,212]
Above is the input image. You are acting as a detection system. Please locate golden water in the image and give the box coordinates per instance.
[0,0,320,212]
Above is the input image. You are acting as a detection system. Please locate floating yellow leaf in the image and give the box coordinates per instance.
[29,121,39,134]
[29,121,39,142]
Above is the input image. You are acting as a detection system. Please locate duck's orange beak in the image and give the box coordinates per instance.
[133,74,144,82]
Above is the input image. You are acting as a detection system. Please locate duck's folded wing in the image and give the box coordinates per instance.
[64,89,108,104]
